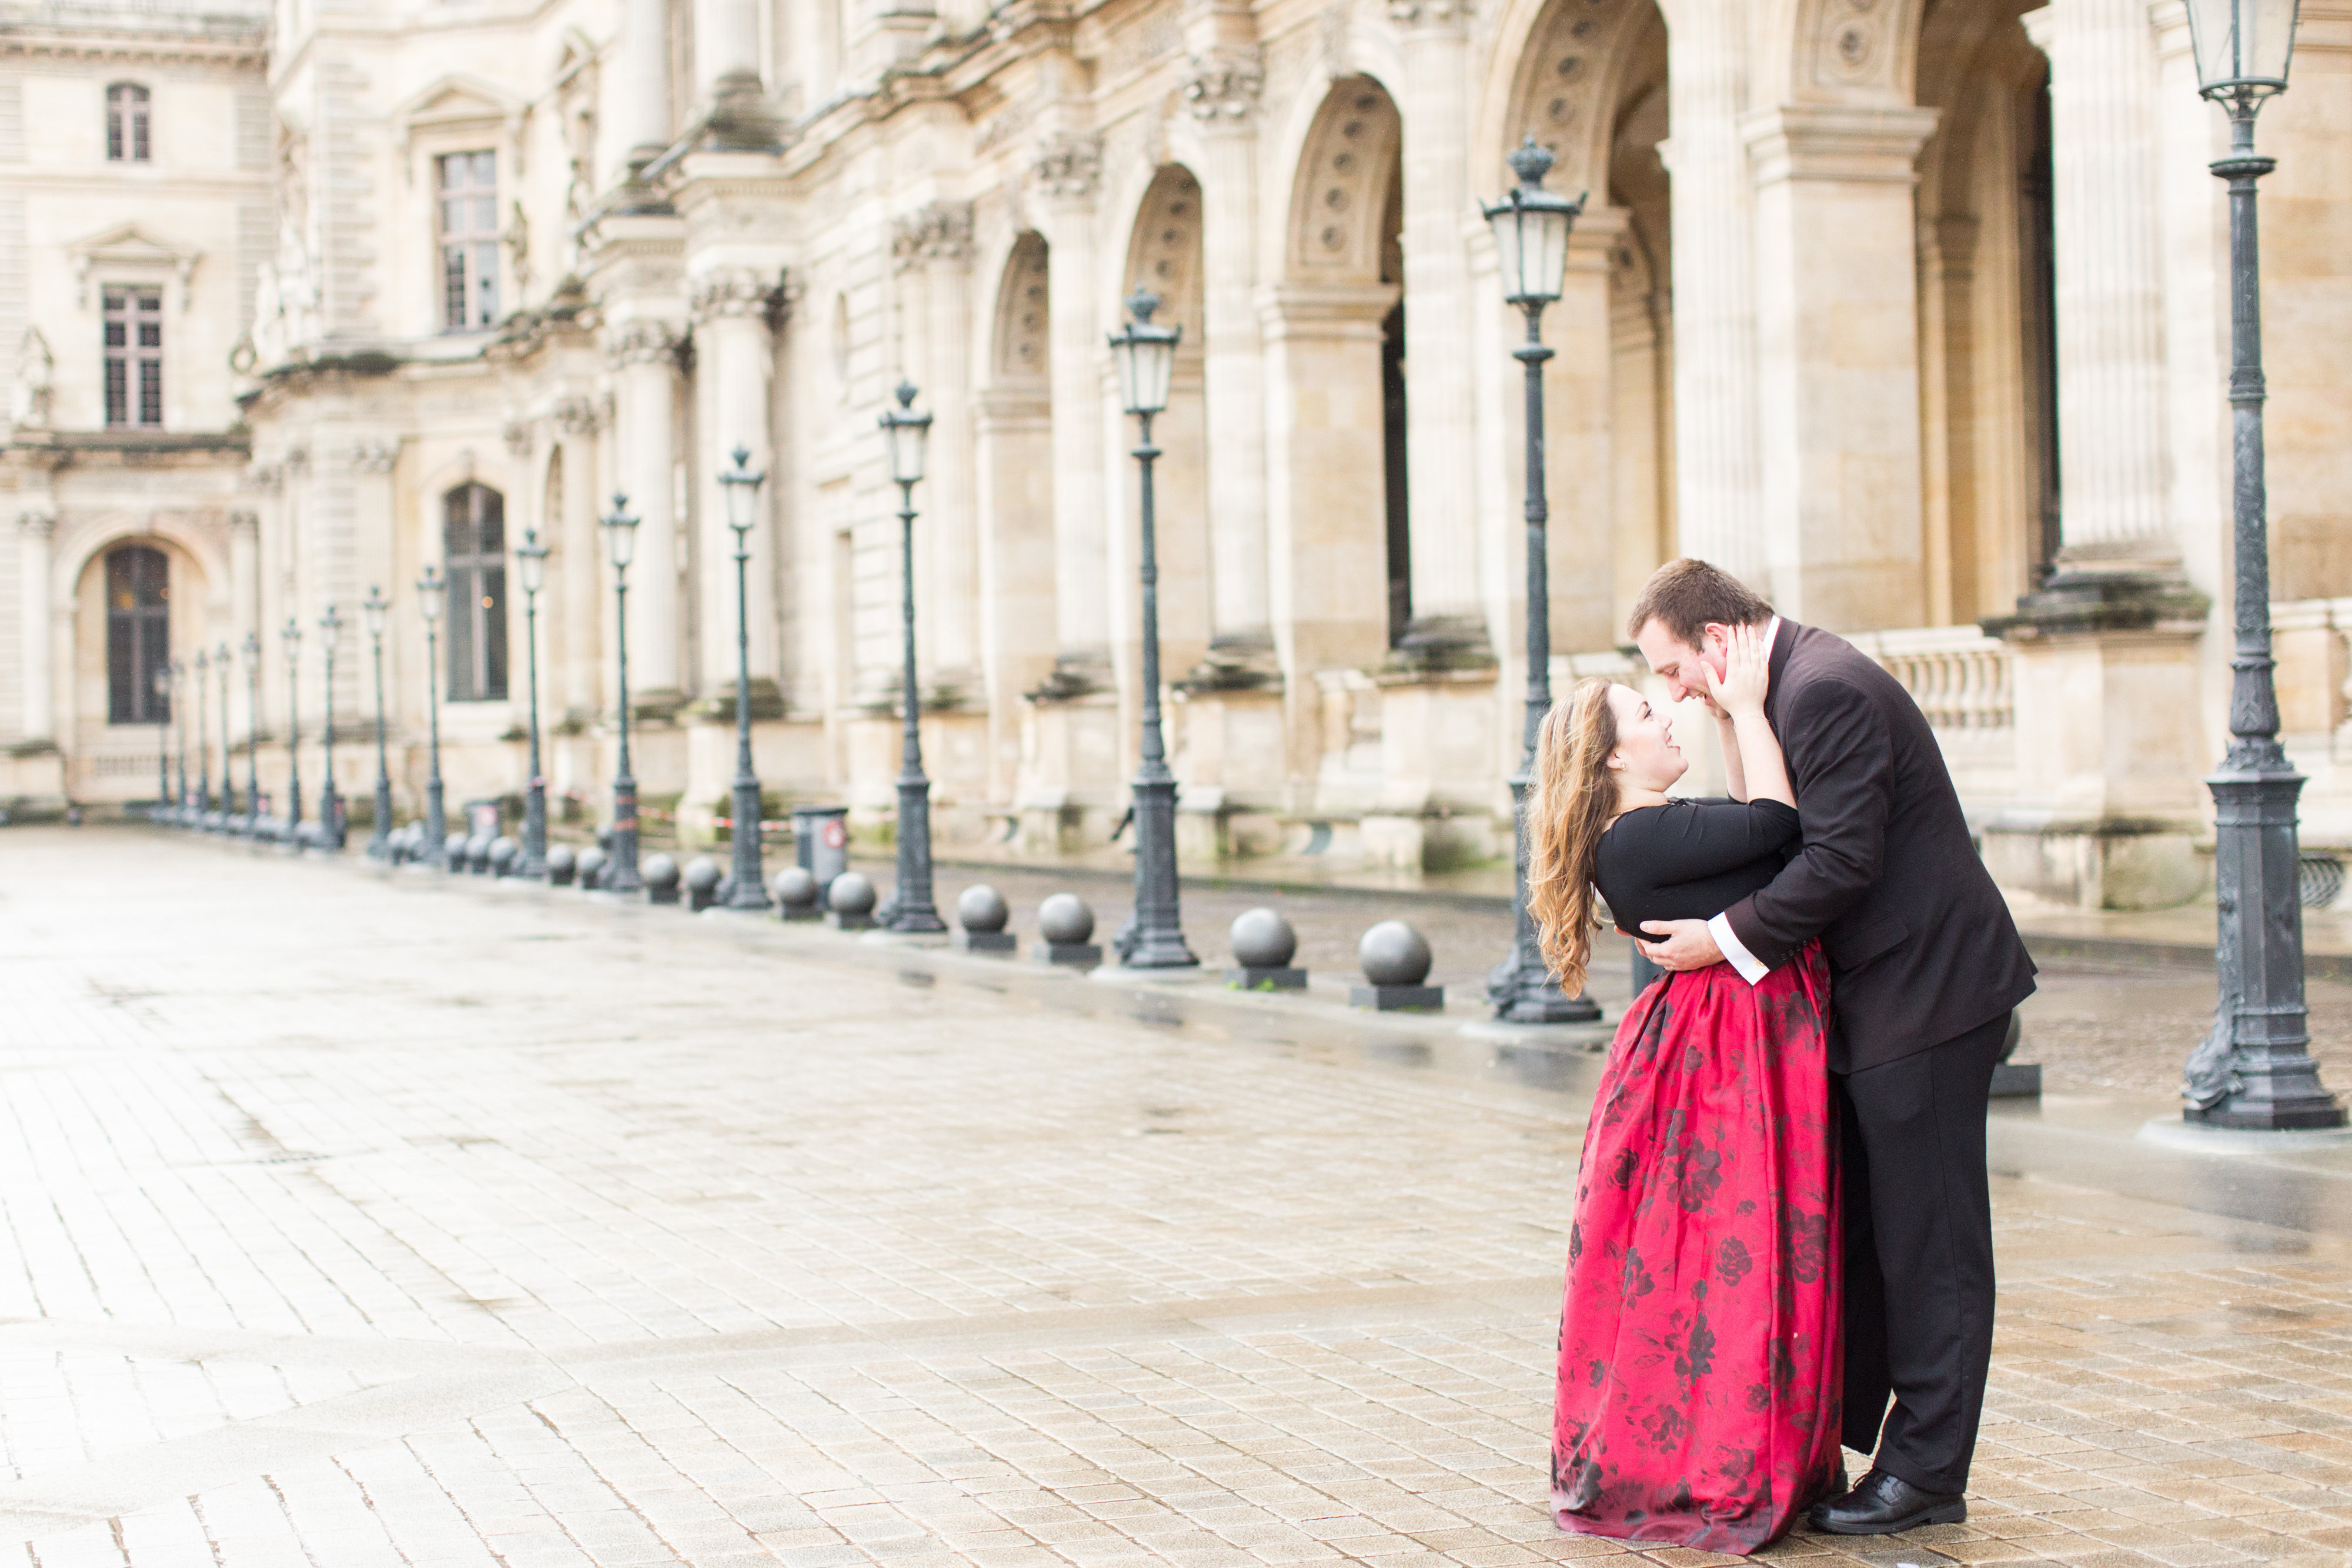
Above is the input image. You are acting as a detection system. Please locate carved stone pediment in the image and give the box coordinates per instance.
[66,223,201,310]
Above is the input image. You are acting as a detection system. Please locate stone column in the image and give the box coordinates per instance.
[228,508,260,667]
[554,397,603,724]
[16,511,54,746]
[1742,103,1938,628]
[606,319,685,704]
[1031,132,1111,684]
[701,0,774,143]
[687,266,779,701]
[609,0,672,184]
[1388,1,1488,666]
[1661,0,1764,584]
[1185,48,1273,665]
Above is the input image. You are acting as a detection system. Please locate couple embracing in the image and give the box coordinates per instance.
[1529,559,2037,1554]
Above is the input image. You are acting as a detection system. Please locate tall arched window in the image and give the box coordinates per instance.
[106,545,170,723]
[443,483,508,701]
[106,83,151,163]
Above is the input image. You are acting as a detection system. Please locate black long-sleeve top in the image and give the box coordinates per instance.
[1593,797,1802,937]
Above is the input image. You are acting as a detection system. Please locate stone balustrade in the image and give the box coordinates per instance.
[1846,625,2016,732]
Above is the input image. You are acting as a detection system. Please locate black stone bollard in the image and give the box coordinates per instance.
[684,855,723,912]
[444,830,470,871]
[1225,907,1306,990]
[956,884,1017,954]
[773,866,822,921]
[642,852,681,905]
[488,836,519,877]
[1351,921,1443,1011]
[576,844,609,890]
[1037,894,1102,968]
[826,870,878,930]
[546,844,576,887]
[464,834,493,875]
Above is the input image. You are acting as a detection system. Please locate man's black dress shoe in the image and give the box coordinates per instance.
[1807,1468,1967,1534]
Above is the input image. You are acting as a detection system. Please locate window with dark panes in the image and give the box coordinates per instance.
[437,151,500,331]
[443,483,509,701]
[106,546,171,724]
[106,83,150,162]
[103,287,163,428]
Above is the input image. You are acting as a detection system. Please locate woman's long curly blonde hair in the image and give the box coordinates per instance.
[1527,676,1623,997]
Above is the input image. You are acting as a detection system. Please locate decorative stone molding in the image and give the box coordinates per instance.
[283,444,311,474]
[604,319,682,368]
[228,509,259,537]
[244,462,282,493]
[1386,0,1473,31]
[1183,48,1266,124]
[688,266,777,323]
[1030,132,1104,203]
[16,510,56,539]
[350,439,399,474]
[553,396,603,436]
[892,202,977,270]
[502,419,534,457]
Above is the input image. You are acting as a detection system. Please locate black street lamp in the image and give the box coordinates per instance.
[516,528,551,880]
[318,603,345,850]
[875,392,944,933]
[363,587,394,858]
[2178,0,2344,1131]
[241,632,262,835]
[216,641,233,827]
[417,566,450,866]
[152,663,171,818]
[600,493,644,895]
[171,656,188,821]
[716,448,773,911]
[193,648,212,820]
[279,617,303,848]
[1105,291,1197,969]
[1482,138,1600,1026]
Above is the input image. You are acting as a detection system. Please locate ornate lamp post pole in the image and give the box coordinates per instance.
[152,664,171,819]
[318,603,345,850]
[874,392,943,932]
[279,617,303,848]
[216,642,233,826]
[600,493,644,895]
[2179,0,2344,1131]
[515,529,552,880]
[171,656,190,821]
[193,648,212,821]
[362,587,394,858]
[241,633,262,834]
[1481,140,1600,1026]
[1105,292,1197,969]
[417,567,450,866]
[716,449,774,911]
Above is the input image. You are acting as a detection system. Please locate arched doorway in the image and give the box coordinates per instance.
[105,544,172,724]
[442,482,509,701]
[1117,165,1211,687]
[975,230,1058,803]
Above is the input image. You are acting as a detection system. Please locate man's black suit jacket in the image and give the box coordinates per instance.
[1720,621,2036,1071]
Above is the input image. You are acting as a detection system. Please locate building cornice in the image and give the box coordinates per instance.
[0,19,269,71]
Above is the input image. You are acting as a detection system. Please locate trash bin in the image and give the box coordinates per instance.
[464,799,502,839]
[793,805,850,894]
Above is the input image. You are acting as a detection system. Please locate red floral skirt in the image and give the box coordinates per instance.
[1552,947,1843,1555]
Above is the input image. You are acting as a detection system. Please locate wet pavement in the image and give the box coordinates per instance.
[0,825,2347,1567]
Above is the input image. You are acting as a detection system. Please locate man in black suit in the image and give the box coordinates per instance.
[1626,558,2037,1536]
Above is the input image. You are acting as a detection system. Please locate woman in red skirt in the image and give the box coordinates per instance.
[1527,627,1843,1555]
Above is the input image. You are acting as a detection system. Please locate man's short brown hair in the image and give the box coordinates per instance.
[1625,558,1776,646]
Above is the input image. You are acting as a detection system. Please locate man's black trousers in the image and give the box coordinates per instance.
[1835,1011,2009,1494]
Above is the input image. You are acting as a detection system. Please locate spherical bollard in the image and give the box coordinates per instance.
[444,831,470,871]
[464,833,493,875]
[684,854,723,912]
[642,852,681,905]
[1038,893,1101,968]
[1352,921,1442,1012]
[488,836,519,877]
[826,870,877,930]
[956,884,1016,954]
[774,865,821,921]
[576,844,609,890]
[545,844,577,886]
[1226,908,1306,991]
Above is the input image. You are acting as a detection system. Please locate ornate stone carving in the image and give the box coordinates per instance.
[892,202,976,270]
[1815,0,1892,89]
[16,510,56,539]
[12,327,54,430]
[245,461,282,493]
[283,444,310,474]
[553,395,602,436]
[1030,132,1104,202]
[1387,0,1473,28]
[228,509,259,537]
[502,419,533,457]
[350,439,399,473]
[1183,48,1265,124]
[689,266,778,322]
[604,318,682,368]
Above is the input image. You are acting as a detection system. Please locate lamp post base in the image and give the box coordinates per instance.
[888,775,946,932]
[607,778,643,895]
[1125,776,1197,969]
[320,786,344,852]
[522,780,550,881]
[1490,774,1601,1024]
[369,778,394,859]
[723,774,770,910]
[425,777,448,868]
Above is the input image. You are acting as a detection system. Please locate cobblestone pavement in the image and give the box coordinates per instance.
[0,827,2349,1568]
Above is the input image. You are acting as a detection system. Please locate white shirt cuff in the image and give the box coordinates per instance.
[1709,912,1772,986]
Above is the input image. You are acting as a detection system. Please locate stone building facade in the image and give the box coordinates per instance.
[5,0,2351,908]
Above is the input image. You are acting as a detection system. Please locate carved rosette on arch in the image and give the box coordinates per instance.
[891,202,977,272]
[1029,132,1104,203]
[603,319,683,369]
[1183,48,1265,126]
[688,266,780,324]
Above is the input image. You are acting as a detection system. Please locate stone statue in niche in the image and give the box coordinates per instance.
[12,326,52,429]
